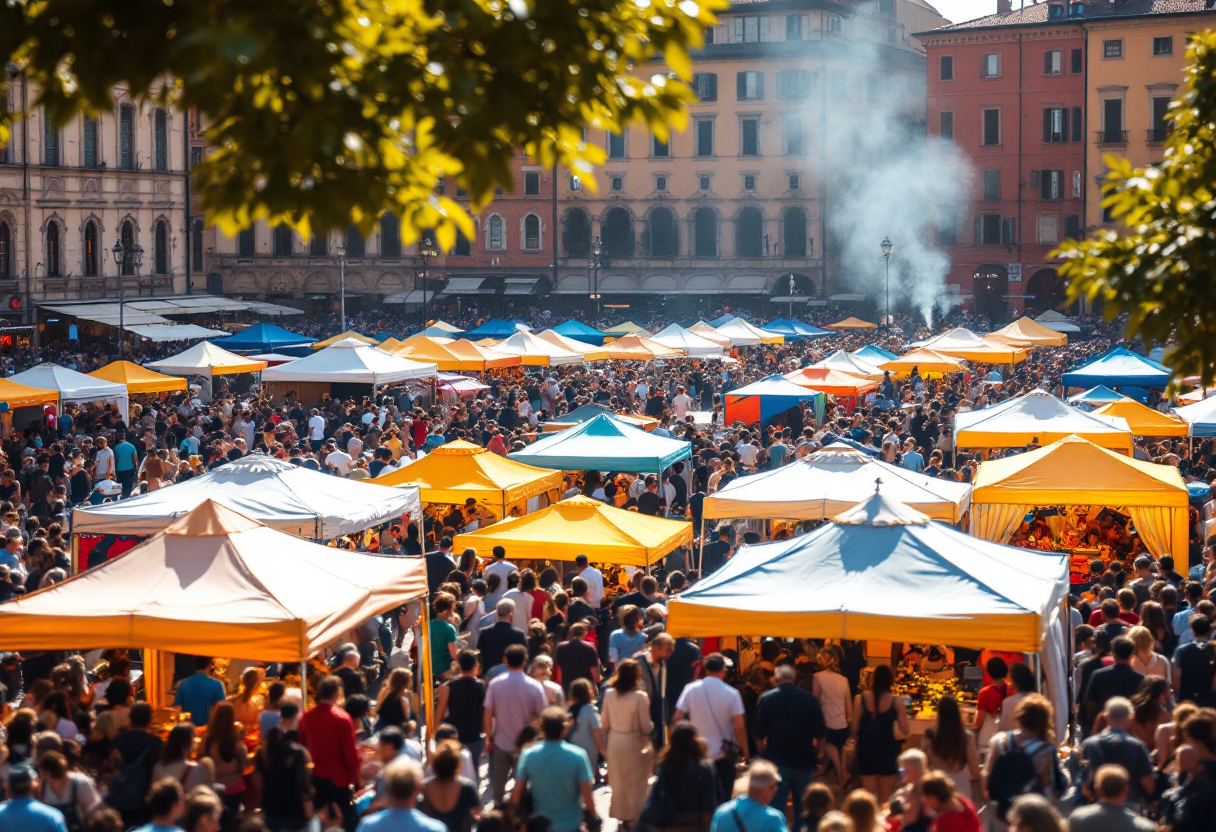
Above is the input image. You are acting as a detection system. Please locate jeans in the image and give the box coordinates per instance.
[312,776,356,832]
[465,738,486,789]
[713,757,738,805]
[772,765,816,829]
[116,468,136,498]
[490,745,517,807]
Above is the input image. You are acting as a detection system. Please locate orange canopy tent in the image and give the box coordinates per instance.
[0,378,59,408]
[89,360,189,394]
[604,334,685,360]
[784,367,880,397]
[388,335,521,371]
[826,317,878,331]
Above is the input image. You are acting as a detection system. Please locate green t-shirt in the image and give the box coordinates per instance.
[429,618,459,675]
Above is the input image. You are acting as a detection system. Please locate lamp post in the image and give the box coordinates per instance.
[589,234,602,326]
[880,236,893,330]
[108,236,143,358]
[417,234,437,330]
[336,242,347,332]
[788,273,795,320]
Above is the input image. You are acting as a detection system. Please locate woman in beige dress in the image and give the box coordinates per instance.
[601,658,654,828]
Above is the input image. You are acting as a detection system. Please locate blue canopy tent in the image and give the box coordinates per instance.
[509,413,691,474]
[552,320,610,346]
[462,319,527,340]
[724,375,826,426]
[1066,385,1125,407]
[761,318,833,341]
[1173,395,1216,437]
[211,322,315,352]
[1061,347,1171,390]
[706,313,738,327]
[851,344,898,363]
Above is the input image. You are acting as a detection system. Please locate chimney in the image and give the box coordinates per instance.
[998,0,1013,13]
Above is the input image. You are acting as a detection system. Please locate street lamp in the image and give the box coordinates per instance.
[108,236,143,358]
[788,273,796,320]
[336,241,347,332]
[589,234,603,326]
[880,236,893,330]
[417,234,438,330]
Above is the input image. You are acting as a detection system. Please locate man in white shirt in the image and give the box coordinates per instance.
[483,545,518,585]
[501,580,531,631]
[575,554,605,609]
[672,385,695,421]
[324,442,353,476]
[307,408,326,451]
[737,441,759,471]
[635,379,649,404]
[673,652,748,800]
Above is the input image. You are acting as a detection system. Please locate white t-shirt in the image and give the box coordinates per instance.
[675,676,745,760]
[326,450,353,475]
[308,415,326,440]
[502,588,532,630]
[672,393,694,419]
[579,566,605,609]
[484,560,518,586]
[737,444,759,468]
[95,447,116,478]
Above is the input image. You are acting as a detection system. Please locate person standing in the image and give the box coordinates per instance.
[357,758,448,832]
[1083,637,1143,734]
[575,554,605,610]
[673,653,747,804]
[483,645,547,808]
[477,600,527,675]
[1077,698,1155,812]
[812,644,852,787]
[636,632,675,750]
[299,676,361,832]
[1067,765,1155,832]
[512,707,600,832]
[753,664,826,831]
[601,658,655,827]
[173,657,227,727]
[851,664,909,804]
[483,545,518,586]
[112,432,140,498]
[434,651,486,786]
[707,761,788,832]
[1173,614,1216,706]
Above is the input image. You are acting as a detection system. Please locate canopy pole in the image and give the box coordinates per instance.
[1063,595,1075,744]
[697,519,706,578]
[419,595,436,742]
[300,660,309,710]
[70,533,80,575]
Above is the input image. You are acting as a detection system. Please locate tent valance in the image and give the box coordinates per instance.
[509,413,691,474]
[0,377,59,409]
[955,390,1132,451]
[89,361,189,395]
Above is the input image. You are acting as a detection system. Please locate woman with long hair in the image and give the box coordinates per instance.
[922,695,980,802]
[38,690,80,741]
[982,695,1061,831]
[520,569,548,622]
[152,723,213,790]
[601,659,654,828]
[639,721,721,832]
[813,644,852,785]
[1128,674,1172,752]
[200,701,249,819]
[566,679,605,783]
[997,662,1036,732]
[851,663,909,803]
[253,726,313,832]
[1138,601,1170,654]
[419,741,481,832]
[230,666,265,728]
[374,668,416,733]
[1128,624,1171,681]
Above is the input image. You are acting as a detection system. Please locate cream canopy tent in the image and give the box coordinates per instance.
[603,333,685,360]
[536,330,611,361]
[71,453,421,538]
[8,363,129,415]
[147,342,268,377]
[970,435,1190,564]
[494,330,586,366]
[703,443,971,523]
[686,322,735,347]
[954,389,1132,451]
[603,321,651,336]
[715,318,784,345]
[312,330,379,349]
[987,317,1069,348]
[650,324,726,357]
[913,327,1029,364]
[0,500,428,662]
[813,350,884,380]
[1035,311,1082,334]
[260,338,437,385]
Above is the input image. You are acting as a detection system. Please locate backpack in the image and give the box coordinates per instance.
[105,746,151,813]
[986,732,1059,821]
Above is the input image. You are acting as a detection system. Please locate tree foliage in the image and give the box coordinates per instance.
[1056,32,1216,386]
[1,0,722,247]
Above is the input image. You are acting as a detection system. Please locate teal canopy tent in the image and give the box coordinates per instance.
[553,320,610,346]
[761,318,833,341]
[509,413,691,474]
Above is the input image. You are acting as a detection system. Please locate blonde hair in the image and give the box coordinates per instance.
[817,811,854,832]
[1128,625,1154,653]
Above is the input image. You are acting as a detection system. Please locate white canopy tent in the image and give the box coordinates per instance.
[9,363,129,416]
[147,341,268,377]
[1035,311,1082,334]
[650,324,726,357]
[955,389,1133,451]
[260,338,437,385]
[71,453,422,539]
[813,350,884,380]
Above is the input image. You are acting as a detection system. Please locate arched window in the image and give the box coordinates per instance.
[563,209,590,257]
[45,223,61,277]
[155,220,170,274]
[119,104,136,170]
[121,220,136,275]
[486,215,505,250]
[0,222,11,278]
[344,223,365,258]
[736,207,764,258]
[237,226,255,257]
[649,208,678,258]
[273,225,293,257]
[83,220,99,277]
[380,214,402,258]
[782,207,807,257]
[310,233,329,256]
[693,208,717,257]
[523,214,541,250]
[603,207,632,258]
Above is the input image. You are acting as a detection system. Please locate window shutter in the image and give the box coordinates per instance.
[760,16,770,39]
[707,73,718,101]
[737,72,747,100]
[1060,108,1069,144]
[973,216,982,245]
[1030,170,1040,189]
[1044,50,1053,74]
[1002,217,1015,244]
[1071,107,1082,142]
[1041,172,1050,200]
[1043,110,1052,143]
[756,73,765,100]
[734,18,743,39]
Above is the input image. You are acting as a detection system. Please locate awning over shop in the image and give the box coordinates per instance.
[503,278,545,295]
[439,277,487,295]
[126,324,228,342]
[39,296,302,326]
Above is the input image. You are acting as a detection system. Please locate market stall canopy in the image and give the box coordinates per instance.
[987,317,1068,348]
[552,320,610,346]
[147,342,268,377]
[536,330,611,361]
[1035,310,1082,334]
[703,443,971,523]
[412,326,461,340]
[650,324,726,358]
[913,328,1029,364]
[1092,398,1188,437]
[1061,347,1172,390]
[715,318,784,346]
[761,318,833,341]
[686,322,735,347]
[603,321,652,336]
[813,350,884,380]
[0,377,59,409]
[494,330,586,366]
[1172,394,1216,437]
[851,344,899,363]
[428,320,464,334]
[248,354,300,367]
[462,319,530,340]
[389,335,521,371]
[705,313,737,328]
[9,363,129,415]
[955,389,1132,451]
[1067,386,1125,407]
[89,361,188,394]
[826,317,878,330]
[0,500,427,661]
[724,375,825,426]
[509,413,692,474]
[372,439,563,511]
[71,452,422,538]
[670,491,1067,652]
[784,366,880,397]
[212,322,315,352]
[311,330,378,349]
[261,338,437,385]
[541,404,658,433]
[125,324,228,342]
[970,435,1189,562]
[438,373,490,396]
[604,333,686,360]
[453,495,691,567]
[878,348,966,379]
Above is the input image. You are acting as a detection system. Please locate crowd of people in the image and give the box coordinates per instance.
[0,302,1214,832]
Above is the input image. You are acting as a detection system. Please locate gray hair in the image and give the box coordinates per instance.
[1104,696,1133,721]
[773,664,796,683]
[496,599,515,618]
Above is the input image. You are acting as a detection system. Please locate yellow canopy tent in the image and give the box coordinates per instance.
[604,334,686,360]
[536,330,611,361]
[1091,398,1188,437]
[388,335,521,371]
[453,495,692,566]
[955,389,1133,451]
[312,331,379,349]
[987,317,1068,348]
[89,360,188,394]
[783,367,880,397]
[603,321,652,336]
[970,434,1190,565]
[914,328,1029,364]
[825,317,877,330]
[0,378,59,408]
[372,439,562,516]
[878,348,966,378]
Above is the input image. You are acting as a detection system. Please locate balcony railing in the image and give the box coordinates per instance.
[1147,127,1170,145]
[1096,129,1129,147]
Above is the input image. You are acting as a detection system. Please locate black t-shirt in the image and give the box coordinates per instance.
[1174,641,1216,706]
[256,741,311,821]
[444,676,486,745]
[637,491,662,517]
[669,476,688,513]
[701,539,731,575]
[555,638,600,693]
[567,599,597,628]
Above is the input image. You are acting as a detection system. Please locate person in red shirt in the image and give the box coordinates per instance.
[973,656,1009,747]
[298,676,361,831]
[920,772,981,832]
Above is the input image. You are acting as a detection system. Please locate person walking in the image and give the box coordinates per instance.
[673,653,747,805]
[1067,765,1155,832]
[1077,698,1155,812]
[602,658,655,828]
[356,758,448,832]
[753,663,826,830]
[299,675,361,832]
[483,644,547,808]
[565,679,606,785]
[639,721,722,832]
[706,761,788,832]
[851,663,908,804]
[433,651,485,786]
[512,707,600,832]
[812,644,852,786]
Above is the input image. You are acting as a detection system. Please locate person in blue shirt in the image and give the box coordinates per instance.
[0,764,68,832]
[173,656,227,727]
[708,760,789,832]
[900,438,924,473]
[512,707,598,832]
[112,433,140,499]
[130,777,185,832]
[357,757,447,832]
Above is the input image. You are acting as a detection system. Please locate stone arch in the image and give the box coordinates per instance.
[1025,267,1066,313]
[303,270,334,295]
[266,271,297,298]
[227,270,261,295]
[375,271,410,293]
